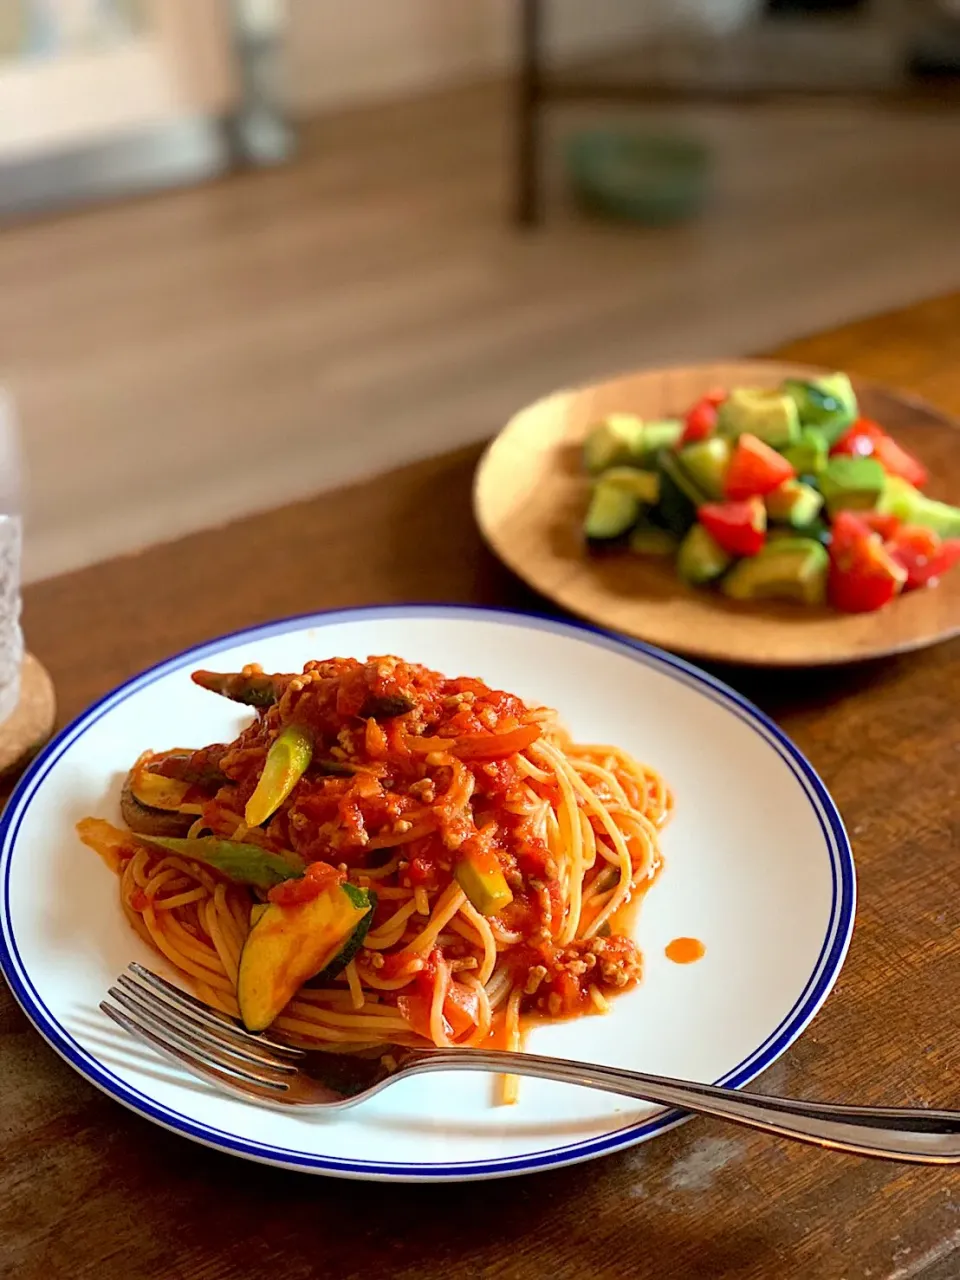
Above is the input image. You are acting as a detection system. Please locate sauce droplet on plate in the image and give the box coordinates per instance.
[665,936,705,964]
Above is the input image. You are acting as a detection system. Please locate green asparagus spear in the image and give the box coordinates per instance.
[141,836,303,891]
[359,693,416,718]
[147,751,228,790]
[245,723,314,827]
[191,669,280,708]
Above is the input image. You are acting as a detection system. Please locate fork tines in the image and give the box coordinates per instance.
[100,963,303,1101]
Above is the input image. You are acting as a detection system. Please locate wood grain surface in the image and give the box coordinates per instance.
[4,294,960,1280]
[475,358,960,666]
[8,91,960,584]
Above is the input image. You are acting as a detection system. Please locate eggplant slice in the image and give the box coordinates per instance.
[120,771,195,839]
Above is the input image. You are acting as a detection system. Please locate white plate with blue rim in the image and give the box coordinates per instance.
[0,605,854,1181]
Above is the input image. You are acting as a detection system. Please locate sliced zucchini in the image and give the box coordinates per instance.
[584,482,640,543]
[314,883,377,981]
[238,881,375,1031]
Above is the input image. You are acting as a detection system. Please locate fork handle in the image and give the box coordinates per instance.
[405,1049,960,1164]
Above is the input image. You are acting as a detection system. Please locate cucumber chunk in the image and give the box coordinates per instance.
[584,482,640,542]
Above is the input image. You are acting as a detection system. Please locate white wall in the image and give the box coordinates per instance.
[286,0,663,116]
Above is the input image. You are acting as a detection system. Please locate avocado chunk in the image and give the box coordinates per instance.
[782,374,857,445]
[583,416,683,473]
[878,476,960,537]
[717,388,800,448]
[599,466,660,504]
[237,881,375,1031]
[765,479,824,528]
[678,437,731,501]
[819,456,885,516]
[583,415,646,474]
[677,523,732,585]
[655,450,706,537]
[629,523,679,557]
[584,481,640,542]
[721,538,829,606]
[782,427,828,477]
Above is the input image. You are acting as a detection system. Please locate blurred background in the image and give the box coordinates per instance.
[2,0,960,582]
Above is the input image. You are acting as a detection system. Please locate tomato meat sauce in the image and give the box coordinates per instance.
[146,655,659,1041]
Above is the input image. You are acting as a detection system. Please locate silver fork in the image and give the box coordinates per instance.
[102,963,960,1164]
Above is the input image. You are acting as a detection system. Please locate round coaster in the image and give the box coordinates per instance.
[0,654,56,779]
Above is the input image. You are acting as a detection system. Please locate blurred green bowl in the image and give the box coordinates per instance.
[565,129,710,226]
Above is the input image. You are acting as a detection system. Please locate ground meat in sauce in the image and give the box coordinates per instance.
[516,934,643,1015]
[178,656,648,1004]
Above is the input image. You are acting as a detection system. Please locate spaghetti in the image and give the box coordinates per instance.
[80,655,671,1094]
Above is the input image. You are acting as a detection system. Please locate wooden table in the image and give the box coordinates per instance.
[5,294,960,1280]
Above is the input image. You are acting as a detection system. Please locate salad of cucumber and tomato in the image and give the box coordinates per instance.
[582,373,960,614]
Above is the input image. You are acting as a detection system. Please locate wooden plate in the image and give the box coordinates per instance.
[474,360,960,667]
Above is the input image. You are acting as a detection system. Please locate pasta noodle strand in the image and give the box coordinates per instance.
[79,656,671,1102]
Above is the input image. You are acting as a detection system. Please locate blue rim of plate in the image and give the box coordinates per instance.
[0,604,855,1181]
